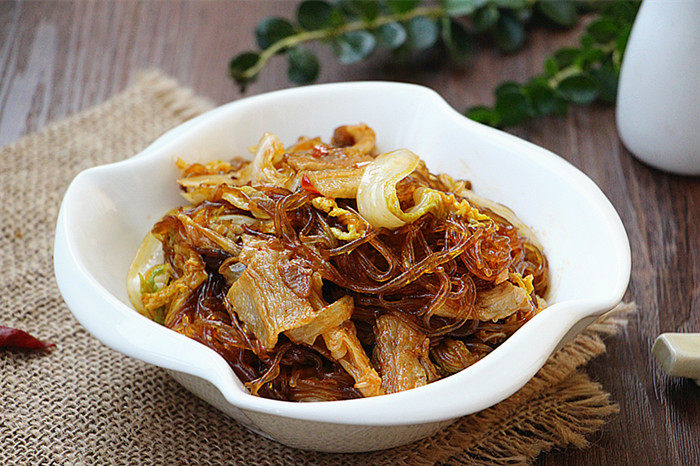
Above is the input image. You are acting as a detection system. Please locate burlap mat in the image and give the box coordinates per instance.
[0,71,632,465]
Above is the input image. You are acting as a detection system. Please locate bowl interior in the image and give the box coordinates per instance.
[66,83,625,312]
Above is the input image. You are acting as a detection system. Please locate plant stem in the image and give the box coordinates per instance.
[242,5,446,79]
[546,40,616,88]
[547,65,580,88]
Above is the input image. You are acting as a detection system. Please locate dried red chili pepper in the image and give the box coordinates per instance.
[0,326,55,350]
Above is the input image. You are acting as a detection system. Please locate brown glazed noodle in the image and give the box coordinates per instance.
[127,124,549,402]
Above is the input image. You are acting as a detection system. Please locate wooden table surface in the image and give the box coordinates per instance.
[1,1,697,464]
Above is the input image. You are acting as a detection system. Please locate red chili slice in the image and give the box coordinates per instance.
[0,326,55,350]
[312,144,329,157]
[301,174,320,194]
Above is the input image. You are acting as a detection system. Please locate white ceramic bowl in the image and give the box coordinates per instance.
[54,82,631,453]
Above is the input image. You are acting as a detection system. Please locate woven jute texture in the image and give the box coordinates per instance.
[0,71,631,465]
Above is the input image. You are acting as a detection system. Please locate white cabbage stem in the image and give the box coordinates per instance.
[126,232,164,313]
[357,149,441,230]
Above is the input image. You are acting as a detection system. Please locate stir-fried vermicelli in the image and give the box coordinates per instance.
[127,124,548,401]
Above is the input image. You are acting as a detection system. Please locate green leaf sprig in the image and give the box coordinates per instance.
[467,1,640,127]
[230,0,591,91]
[231,1,442,91]
[230,0,640,128]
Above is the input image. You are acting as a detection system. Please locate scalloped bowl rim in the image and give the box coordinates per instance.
[54,81,630,427]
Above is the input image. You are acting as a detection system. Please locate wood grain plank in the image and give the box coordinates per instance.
[0,1,21,108]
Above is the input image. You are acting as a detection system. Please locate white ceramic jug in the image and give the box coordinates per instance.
[616,0,700,175]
